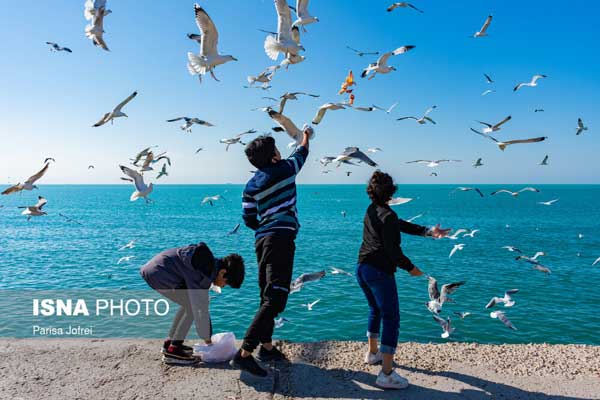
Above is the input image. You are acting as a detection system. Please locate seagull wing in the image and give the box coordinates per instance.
[345,148,377,167]
[484,73,493,83]
[428,277,440,301]
[424,105,437,116]
[166,117,185,122]
[497,312,517,330]
[503,137,547,146]
[119,165,147,192]
[114,91,137,112]
[405,160,431,164]
[491,189,513,196]
[531,74,546,84]
[194,4,219,56]
[35,196,48,210]
[275,0,293,42]
[312,104,330,124]
[494,115,512,129]
[296,0,309,18]
[391,45,415,56]
[477,121,493,128]
[25,163,50,185]
[485,297,499,309]
[519,187,540,193]
[440,281,466,301]
[93,112,111,127]
[376,51,393,67]
[432,314,448,330]
[397,116,418,121]
[479,15,493,34]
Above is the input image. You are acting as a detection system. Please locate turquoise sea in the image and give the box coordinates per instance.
[1,184,599,344]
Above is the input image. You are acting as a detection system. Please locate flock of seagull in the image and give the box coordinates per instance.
[1,1,597,340]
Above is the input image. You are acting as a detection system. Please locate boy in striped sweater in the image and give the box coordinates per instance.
[230,128,312,377]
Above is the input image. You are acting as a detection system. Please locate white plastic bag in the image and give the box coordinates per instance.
[193,332,237,363]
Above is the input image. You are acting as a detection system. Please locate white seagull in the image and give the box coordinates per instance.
[592,257,600,266]
[473,158,484,168]
[502,246,522,253]
[406,159,461,168]
[119,165,153,203]
[117,255,135,265]
[491,187,540,197]
[312,103,347,125]
[19,196,48,221]
[388,197,413,206]
[576,118,588,135]
[166,117,214,132]
[538,199,559,206]
[372,102,398,114]
[447,229,468,240]
[220,129,256,151]
[361,45,415,79]
[278,91,320,113]
[265,0,305,61]
[539,155,549,166]
[472,15,493,38]
[292,0,319,29]
[301,299,320,311]
[486,289,519,308]
[187,3,237,83]
[514,74,547,92]
[330,267,353,276]
[268,109,313,144]
[202,194,225,206]
[93,91,137,127]
[476,116,512,134]
[471,129,547,151]
[119,240,136,251]
[481,89,496,96]
[454,187,484,197]
[406,213,424,223]
[397,105,437,125]
[449,243,465,258]
[387,2,424,13]
[432,315,454,339]
[2,163,50,195]
[247,67,278,87]
[84,0,111,51]
[490,311,517,330]
[274,317,290,328]
[290,271,326,294]
[427,277,466,314]
[463,229,480,238]
[334,147,378,167]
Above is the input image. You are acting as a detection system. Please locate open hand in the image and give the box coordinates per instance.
[429,224,451,239]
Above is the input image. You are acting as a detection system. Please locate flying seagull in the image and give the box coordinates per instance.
[472,15,492,38]
[345,46,379,57]
[453,187,484,197]
[117,255,135,265]
[426,277,466,314]
[18,196,48,221]
[220,129,256,151]
[278,91,320,113]
[514,74,547,91]
[187,3,237,82]
[312,103,347,125]
[156,164,168,179]
[432,315,454,339]
[484,73,494,84]
[264,0,305,61]
[46,42,72,52]
[372,102,398,114]
[247,66,278,87]
[268,109,313,144]
[330,267,353,276]
[534,108,545,113]
[502,246,522,253]
[576,118,588,135]
[463,229,480,238]
[166,117,214,132]
[490,311,517,330]
[274,317,290,328]
[361,45,415,79]
[301,299,321,311]
[119,240,135,251]
[476,116,512,134]
[84,0,111,51]
[387,2,424,13]
[334,147,378,167]
[2,163,49,195]
[292,0,319,29]
[473,158,484,168]
[449,243,465,258]
[471,129,547,151]
[290,270,326,294]
[397,105,436,125]
[367,147,382,153]
[491,187,540,197]
[454,312,471,320]
[201,194,224,206]
[516,252,551,273]
[592,257,600,266]
[388,197,413,206]
[481,89,495,96]
[227,223,241,235]
[406,212,424,223]
[486,289,519,308]
[405,159,461,168]
[119,165,153,203]
[538,199,559,206]
[447,229,468,240]
[539,155,549,166]
[58,212,83,226]
[93,91,137,127]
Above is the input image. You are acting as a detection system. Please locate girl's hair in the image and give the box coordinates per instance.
[367,170,397,206]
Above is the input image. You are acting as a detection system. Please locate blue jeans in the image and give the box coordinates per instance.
[356,263,400,355]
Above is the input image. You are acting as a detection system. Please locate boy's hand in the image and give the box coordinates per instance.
[429,224,451,239]
[303,126,314,140]
[409,266,424,276]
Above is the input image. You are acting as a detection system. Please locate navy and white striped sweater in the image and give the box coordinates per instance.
[242,146,308,238]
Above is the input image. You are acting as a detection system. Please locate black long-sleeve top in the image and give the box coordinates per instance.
[358,203,430,275]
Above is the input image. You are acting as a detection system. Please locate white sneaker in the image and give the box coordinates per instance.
[375,370,409,390]
[364,350,383,365]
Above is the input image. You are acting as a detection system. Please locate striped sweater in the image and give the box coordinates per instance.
[242,146,309,238]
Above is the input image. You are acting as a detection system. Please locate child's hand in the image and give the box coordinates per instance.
[302,124,314,139]
[409,266,424,276]
[429,224,451,239]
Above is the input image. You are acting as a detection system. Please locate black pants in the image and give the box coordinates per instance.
[241,233,295,352]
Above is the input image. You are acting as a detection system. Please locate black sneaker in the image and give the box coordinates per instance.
[229,350,268,377]
[162,345,199,365]
[162,340,193,354]
[256,345,287,362]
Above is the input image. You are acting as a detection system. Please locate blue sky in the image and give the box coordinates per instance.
[0,0,598,184]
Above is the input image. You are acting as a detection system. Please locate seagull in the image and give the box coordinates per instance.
[195,148,204,154]
[301,299,321,311]
[397,105,436,125]
[367,147,382,153]
[156,164,168,179]
[88,165,95,169]
[334,147,378,167]
[345,171,352,177]
[531,264,552,274]
[514,74,547,91]
[472,15,493,38]
[119,165,153,203]
[490,311,517,330]
[312,103,347,125]
[387,2,424,13]
[345,46,379,57]
[427,277,466,314]
[578,233,584,239]
[290,270,326,294]
[117,255,135,265]
[406,213,424,223]
[187,3,237,82]
[1,163,49,195]
[471,129,547,151]
[279,26,306,68]
[278,91,320,113]
[220,129,256,151]
[454,187,484,197]
[575,118,588,135]
[481,89,496,96]
[463,229,480,238]
[93,91,137,127]
[46,42,72,53]
[476,116,512,134]
[502,246,522,253]
[453,312,471,320]
[202,194,225,206]
[292,0,319,29]
[432,315,454,339]
[484,73,494,84]
[388,197,413,206]
[361,45,415,79]
[516,252,551,273]
[267,109,312,144]
[592,257,600,266]
[58,213,83,226]
[486,289,519,309]
[539,155,549,166]
[264,0,305,61]
[473,158,484,168]
[406,159,461,168]
[491,187,540,197]
[18,196,48,221]
[137,151,171,172]
[330,267,353,276]
[372,102,398,114]
[447,229,468,240]
[118,240,135,251]
[274,317,290,328]
[449,243,465,258]
[84,0,111,51]
[131,146,158,166]
[534,108,545,113]
[227,223,241,235]
[538,199,559,206]
[430,172,438,177]
[247,67,278,87]
[341,210,347,218]
[319,156,336,167]
[166,117,214,132]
